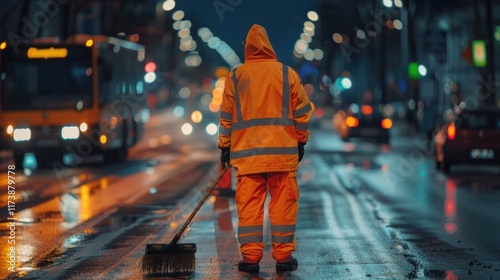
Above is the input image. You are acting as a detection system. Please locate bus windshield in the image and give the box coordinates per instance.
[0,46,93,111]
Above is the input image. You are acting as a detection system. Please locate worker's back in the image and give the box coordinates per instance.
[217,24,312,175]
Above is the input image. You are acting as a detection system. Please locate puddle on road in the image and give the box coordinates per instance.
[34,232,96,270]
[0,177,118,277]
[32,212,145,270]
[13,177,112,224]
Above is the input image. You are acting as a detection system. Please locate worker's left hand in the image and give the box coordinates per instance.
[221,148,231,168]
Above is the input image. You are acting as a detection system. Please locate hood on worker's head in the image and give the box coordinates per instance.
[244,24,277,61]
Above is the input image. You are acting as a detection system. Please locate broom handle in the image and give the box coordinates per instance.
[171,165,230,244]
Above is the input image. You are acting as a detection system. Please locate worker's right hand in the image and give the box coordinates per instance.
[221,148,231,168]
[298,142,306,162]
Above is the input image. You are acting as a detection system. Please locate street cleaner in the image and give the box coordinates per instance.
[217,24,313,273]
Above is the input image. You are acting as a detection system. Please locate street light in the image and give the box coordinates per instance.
[162,0,175,11]
[307,11,319,22]
[418,65,427,77]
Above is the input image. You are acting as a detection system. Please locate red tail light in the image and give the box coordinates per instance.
[346,116,359,128]
[361,105,373,115]
[447,123,456,140]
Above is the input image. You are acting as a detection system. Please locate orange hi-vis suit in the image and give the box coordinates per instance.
[217,24,313,263]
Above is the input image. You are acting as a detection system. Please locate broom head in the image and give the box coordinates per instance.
[140,243,197,276]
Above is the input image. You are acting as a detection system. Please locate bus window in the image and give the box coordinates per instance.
[98,61,114,107]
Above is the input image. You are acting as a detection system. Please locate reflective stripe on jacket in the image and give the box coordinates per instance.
[217,24,313,175]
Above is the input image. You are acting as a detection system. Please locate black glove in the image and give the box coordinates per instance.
[298,142,306,162]
[221,148,231,168]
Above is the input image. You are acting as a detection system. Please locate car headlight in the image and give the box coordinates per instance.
[61,126,80,140]
[13,128,31,141]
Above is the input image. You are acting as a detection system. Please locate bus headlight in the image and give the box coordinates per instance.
[6,125,14,135]
[79,122,88,132]
[13,128,31,141]
[61,126,80,140]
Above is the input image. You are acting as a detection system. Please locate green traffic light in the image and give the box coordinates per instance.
[408,62,420,80]
[472,40,487,67]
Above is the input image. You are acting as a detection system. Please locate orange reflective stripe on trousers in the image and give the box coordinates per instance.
[236,171,299,262]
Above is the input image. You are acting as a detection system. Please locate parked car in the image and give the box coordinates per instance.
[333,104,392,144]
[434,108,500,174]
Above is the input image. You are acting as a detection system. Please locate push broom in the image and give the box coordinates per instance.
[140,165,230,275]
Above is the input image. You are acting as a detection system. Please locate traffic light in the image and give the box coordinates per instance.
[472,40,487,67]
[144,61,157,73]
[144,61,157,83]
[408,62,420,80]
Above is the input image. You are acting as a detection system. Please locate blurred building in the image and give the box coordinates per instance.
[317,0,499,134]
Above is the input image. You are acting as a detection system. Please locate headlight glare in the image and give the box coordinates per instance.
[61,126,80,140]
[79,122,88,132]
[6,125,14,135]
[13,128,31,141]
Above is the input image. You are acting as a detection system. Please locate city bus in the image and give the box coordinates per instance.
[0,35,150,168]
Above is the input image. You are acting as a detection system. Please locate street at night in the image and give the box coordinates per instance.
[1,0,500,279]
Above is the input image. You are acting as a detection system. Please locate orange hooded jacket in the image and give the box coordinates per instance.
[217,24,313,175]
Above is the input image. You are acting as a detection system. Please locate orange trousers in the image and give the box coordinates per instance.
[235,171,299,263]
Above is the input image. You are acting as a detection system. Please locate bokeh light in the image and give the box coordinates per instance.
[173,106,185,118]
[144,72,156,83]
[394,20,404,30]
[304,49,314,61]
[181,123,193,135]
[304,84,315,96]
[206,123,218,135]
[307,11,319,22]
[162,0,175,11]
[172,10,184,21]
[191,111,203,123]
[209,102,221,113]
[333,33,343,44]
[341,77,352,89]
[314,49,324,60]
[179,87,191,99]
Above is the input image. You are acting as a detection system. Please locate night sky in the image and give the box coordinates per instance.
[174,0,321,66]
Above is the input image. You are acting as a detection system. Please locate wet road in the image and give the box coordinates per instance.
[1,110,500,279]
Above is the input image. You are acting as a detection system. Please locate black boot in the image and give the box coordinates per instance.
[238,261,259,272]
[276,257,298,271]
